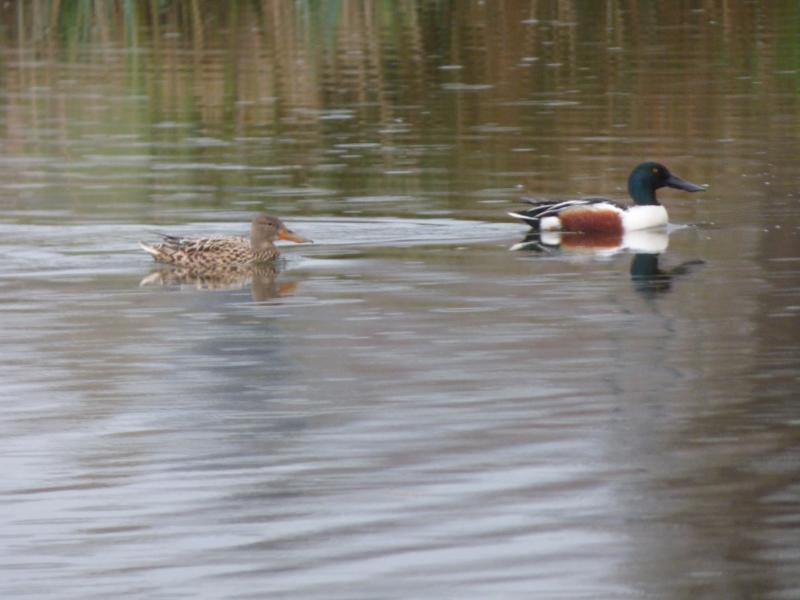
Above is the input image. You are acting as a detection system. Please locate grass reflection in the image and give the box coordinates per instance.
[0,1,798,218]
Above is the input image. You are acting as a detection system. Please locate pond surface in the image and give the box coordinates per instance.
[1,2,799,598]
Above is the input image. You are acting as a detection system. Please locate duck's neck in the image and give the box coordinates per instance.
[250,230,279,262]
[628,177,659,206]
[252,245,279,262]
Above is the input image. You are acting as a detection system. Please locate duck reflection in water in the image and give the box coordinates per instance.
[511,229,704,296]
[629,253,705,296]
[140,262,299,301]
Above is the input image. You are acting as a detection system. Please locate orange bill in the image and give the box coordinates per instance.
[278,227,312,244]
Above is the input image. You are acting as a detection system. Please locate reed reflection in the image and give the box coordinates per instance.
[2,1,796,222]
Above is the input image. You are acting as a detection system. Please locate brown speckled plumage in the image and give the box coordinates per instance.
[139,214,311,268]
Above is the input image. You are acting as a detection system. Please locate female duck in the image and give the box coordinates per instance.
[508,162,705,233]
[139,214,311,268]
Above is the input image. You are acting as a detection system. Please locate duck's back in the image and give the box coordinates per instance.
[140,235,254,267]
[509,197,626,230]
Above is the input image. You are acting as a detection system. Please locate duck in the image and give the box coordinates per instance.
[139,214,312,268]
[508,162,705,233]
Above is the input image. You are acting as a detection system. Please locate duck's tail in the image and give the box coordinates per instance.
[139,241,166,261]
[507,210,543,229]
[508,197,564,229]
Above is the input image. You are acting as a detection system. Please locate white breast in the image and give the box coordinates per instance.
[621,205,668,231]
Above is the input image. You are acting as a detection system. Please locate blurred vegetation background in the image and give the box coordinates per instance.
[0,1,798,218]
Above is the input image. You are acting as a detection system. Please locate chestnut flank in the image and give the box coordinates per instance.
[559,207,624,234]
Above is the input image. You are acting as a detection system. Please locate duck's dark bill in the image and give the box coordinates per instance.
[278,228,313,244]
[666,174,705,192]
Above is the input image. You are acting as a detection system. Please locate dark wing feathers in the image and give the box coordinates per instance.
[510,197,625,228]
[157,233,185,245]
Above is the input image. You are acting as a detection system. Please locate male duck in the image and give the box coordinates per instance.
[139,214,312,268]
[508,162,705,233]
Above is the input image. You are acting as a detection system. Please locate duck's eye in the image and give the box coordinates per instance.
[651,167,659,174]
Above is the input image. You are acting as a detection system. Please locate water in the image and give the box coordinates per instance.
[1,2,799,598]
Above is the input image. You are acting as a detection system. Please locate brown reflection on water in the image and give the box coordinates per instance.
[2,2,799,190]
[140,262,300,301]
